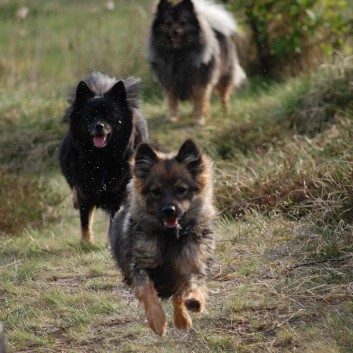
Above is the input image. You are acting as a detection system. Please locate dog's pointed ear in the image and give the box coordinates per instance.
[106,80,127,104]
[181,0,194,10]
[157,0,171,12]
[176,140,203,177]
[75,81,95,103]
[134,143,159,179]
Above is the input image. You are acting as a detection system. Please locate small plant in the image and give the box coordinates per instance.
[232,0,351,75]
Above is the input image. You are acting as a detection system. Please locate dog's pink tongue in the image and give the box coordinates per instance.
[164,219,178,228]
[93,135,107,148]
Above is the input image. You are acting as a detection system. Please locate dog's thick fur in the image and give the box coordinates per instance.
[59,72,148,243]
[148,0,246,124]
[110,140,215,335]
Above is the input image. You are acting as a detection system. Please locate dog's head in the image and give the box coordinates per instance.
[133,140,211,232]
[69,79,133,151]
[152,0,201,51]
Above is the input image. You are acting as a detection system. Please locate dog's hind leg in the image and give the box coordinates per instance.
[79,203,95,243]
[134,270,167,336]
[172,294,192,331]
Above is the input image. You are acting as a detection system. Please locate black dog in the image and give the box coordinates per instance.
[59,72,148,243]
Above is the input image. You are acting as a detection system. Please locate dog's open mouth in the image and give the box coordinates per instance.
[163,218,179,229]
[171,35,182,45]
[93,134,108,148]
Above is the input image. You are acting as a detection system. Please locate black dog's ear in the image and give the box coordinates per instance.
[75,81,95,104]
[106,80,127,104]
[181,0,194,10]
[157,0,171,12]
[176,140,203,177]
[134,143,159,179]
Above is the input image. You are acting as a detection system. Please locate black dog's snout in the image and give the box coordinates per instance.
[162,205,176,218]
[95,122,104,132]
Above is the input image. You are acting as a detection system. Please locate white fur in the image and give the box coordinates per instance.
[234,61,247,88]
[85,71,116,96]
[193,0,237,37]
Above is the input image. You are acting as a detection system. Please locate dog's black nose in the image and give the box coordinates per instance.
[162,205,176,218]
[95,122,104,132]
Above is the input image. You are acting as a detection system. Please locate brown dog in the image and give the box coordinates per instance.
[110,140,216,335]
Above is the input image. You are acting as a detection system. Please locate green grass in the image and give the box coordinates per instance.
[1,0,353,352]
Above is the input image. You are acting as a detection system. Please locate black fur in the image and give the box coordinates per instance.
[59,72,148,241]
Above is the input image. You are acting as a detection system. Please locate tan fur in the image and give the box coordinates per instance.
[172,295,192,330]
[191,85,213,125]
[135,280,167,336]
[80,208,95,243]
[166,91,179,122]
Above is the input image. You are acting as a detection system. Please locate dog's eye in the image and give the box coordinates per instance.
[165,19,173,27]
[176,186,188,198]
[150,187,162,198]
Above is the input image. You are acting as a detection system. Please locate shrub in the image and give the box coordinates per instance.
[231,0,352,76]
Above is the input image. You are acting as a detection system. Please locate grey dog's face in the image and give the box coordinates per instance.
[153,0,200,50]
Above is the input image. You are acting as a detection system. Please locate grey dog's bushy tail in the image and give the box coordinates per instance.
[63,72,141,122]
[193,0,237,37]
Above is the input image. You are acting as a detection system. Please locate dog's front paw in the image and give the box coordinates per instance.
[137,281,168,336]
[146,307,167,336]
[80,228,94,244]
[173,296,192,330]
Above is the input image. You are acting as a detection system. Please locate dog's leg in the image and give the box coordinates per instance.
[215,76,233,112]
[166,91,179,122]
[72,187,79,209]
[191,85,212,125]
[183,282,207,313]
[79,203,95,243]
[134,270,167,336]
[172,294,192,330]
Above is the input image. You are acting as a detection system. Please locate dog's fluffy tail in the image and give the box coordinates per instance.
[193,0,237,37]
[123,76,141,109]
[234,62,247,88]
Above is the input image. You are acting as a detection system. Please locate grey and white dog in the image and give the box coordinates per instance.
[148,0,246,124]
